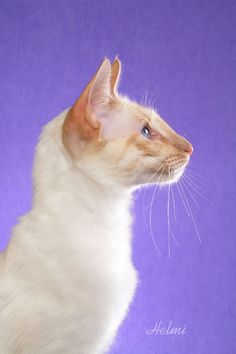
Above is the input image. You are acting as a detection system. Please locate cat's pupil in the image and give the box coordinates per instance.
[141,125,151,139]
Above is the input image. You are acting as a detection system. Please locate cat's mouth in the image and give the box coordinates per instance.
[156,154,190,185]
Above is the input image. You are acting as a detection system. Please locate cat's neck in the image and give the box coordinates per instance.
[32,111,132,215]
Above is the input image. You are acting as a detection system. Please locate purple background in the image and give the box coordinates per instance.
[0,1,235,353]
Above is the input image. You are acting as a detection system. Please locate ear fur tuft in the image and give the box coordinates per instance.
[110,58,121,96]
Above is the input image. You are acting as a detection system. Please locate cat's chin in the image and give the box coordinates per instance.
[157,155,190,185]
[161,167,186,185]
[152,165,186,186]
[133,167,185,191]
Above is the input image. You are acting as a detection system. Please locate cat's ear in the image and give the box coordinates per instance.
[87,58,112,121]
[110,57,121,96]
[62,58,112,155]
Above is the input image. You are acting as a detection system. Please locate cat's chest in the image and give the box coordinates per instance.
[56,227,133,286]
[36,227,137,321]
[33,213,134,293]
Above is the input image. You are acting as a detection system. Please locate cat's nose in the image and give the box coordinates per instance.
[172,133,193,155]
[184,144,193,155]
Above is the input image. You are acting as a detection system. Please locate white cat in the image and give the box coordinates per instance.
[0,58,193,354]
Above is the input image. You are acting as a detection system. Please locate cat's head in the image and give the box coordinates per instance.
[62,58,193,188]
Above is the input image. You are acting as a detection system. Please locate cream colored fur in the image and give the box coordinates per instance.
[0,58,192,354]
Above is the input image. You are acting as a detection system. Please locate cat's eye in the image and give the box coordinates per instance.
[141,124,151,139]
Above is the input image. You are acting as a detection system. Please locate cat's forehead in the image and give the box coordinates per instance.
[119,96,160,122]
[124,99,161,129]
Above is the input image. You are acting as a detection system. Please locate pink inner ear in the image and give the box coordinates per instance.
[88,60,111,118]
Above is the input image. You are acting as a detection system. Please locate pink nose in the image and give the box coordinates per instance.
[184,144,193,155]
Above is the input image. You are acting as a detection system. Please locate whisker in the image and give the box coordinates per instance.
[170,223,179,247]
[181,178,201,211]
[187,166,208,180]
[146,93,153,108]
[134,164,164,201]
[140,90,148,107]
[182,176,212,205]
[183,174,208,194]
[170,185,177,222]
[142,184,161,228]
[169,185,179,245]
[149,167,165,256]
[144,90,148,107]
[179,181,201,243]
[167,167,180,255]
[185,170,207,186]
[142,185,149,228]
[141,164,165,227]
[147,92,160,109]
[177,183,191,217]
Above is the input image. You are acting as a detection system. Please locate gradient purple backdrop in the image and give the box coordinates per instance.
[0,1,235,353]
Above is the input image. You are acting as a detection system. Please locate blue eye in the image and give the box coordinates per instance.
[141,124,151,139]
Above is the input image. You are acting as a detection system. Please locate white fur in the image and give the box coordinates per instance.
[0,57,192,353]
[0,109,138,354]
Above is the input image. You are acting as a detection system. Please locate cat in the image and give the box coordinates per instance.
[0,58,193,354]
